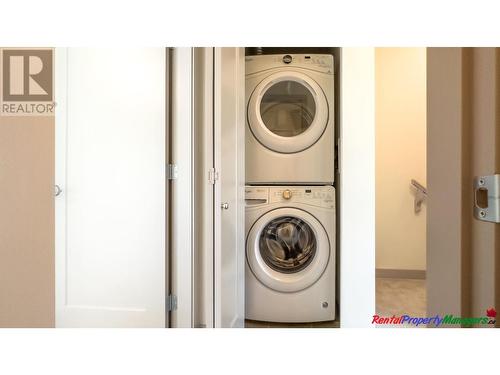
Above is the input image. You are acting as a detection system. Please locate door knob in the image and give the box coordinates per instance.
[54,184,62,197]
[221,202,229,210]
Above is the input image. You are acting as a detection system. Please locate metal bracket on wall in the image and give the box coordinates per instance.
[410,179,427,214]
[473,175,500,223]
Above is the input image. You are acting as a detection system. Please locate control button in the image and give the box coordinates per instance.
[282,189,292,200]
[282,55,292,64]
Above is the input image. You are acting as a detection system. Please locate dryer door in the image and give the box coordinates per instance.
[246,208,330,293]
[247,71,329,154]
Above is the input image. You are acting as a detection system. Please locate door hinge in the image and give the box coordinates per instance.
[208,167,219,185]
[167,163,178,180]
[167,294,177,311]
[473,175,500,223]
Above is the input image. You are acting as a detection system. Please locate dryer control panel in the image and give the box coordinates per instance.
[245,54,334,75]
[245,186,335,209]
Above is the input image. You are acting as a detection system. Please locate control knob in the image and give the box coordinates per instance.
[282,189,292,200]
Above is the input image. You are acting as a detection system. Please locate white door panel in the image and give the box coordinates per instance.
[214,47,245,328]
[55,48,166,327]
[170,48,194,328]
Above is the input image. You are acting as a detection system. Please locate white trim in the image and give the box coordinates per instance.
[170,48,194,327]
[54,47,67,326]
[193,47,215,328]
[339,48,376,327]
[213,48,222,327]
[235,49,246,328]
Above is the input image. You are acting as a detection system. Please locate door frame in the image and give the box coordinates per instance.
[192,47,215,328]
[169,47,195,328]
[427,48,500,326]
[339,48,376,327]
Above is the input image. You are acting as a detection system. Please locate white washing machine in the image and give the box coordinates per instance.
[245,186,335,323]
[246,54,335,185]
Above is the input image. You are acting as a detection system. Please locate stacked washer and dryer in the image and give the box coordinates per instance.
[245,53,336,323]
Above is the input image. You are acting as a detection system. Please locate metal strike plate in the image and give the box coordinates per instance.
[473,175,500,223]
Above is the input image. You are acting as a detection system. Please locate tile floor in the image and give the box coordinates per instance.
[245,278,426,328]
[376,278,426,328]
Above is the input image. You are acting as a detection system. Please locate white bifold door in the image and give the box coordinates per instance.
[213,48,245,328]
[55,48,166,327]
[175,47,245,328]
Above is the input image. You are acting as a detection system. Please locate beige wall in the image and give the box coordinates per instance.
[375,48,427,271]
[0,115,54,327]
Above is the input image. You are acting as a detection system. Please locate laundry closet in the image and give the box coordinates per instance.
[201,47,376,329]
[243,48,339,327]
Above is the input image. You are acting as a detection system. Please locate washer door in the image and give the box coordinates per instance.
[248,71,328,154]
[247,208,330,293]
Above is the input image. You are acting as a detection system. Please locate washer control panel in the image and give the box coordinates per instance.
[245,186,335,208]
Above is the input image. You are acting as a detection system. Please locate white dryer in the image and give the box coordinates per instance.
[246,54,335,185]
[245,186,335,323]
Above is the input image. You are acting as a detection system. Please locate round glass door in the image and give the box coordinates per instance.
[259,216,316,274]
[247,71,328,154]
[260,81,316,138]
[246,208,330,293]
